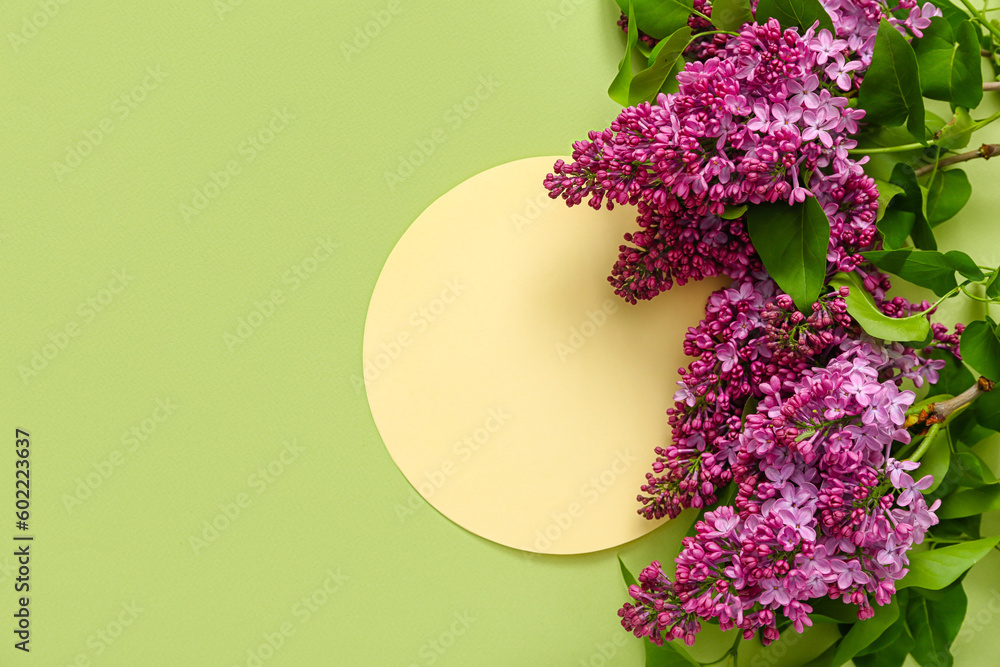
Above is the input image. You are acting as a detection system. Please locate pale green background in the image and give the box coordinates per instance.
[1,0,999,665]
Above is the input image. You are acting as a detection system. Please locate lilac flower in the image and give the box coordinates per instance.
[830,559,870,589]
[808,29,848,65]
[825,54,863,91]
[890,470,934,507]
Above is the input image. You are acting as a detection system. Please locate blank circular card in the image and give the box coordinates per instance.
[364,156,727,554]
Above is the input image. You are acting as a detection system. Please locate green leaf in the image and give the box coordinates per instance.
[859,19,927,144]
[935,107,975,150]
[629,27,692,105]
[986,266,1000,300]
[855,590,912,665]
[644,641,701,667]
[809,596,864,623]
[619,555,638,589]
[874,179,905,226]
[877,210,915,250]
[950,410,995,447]
[929,0,976,34]
[755,0,834,32]
[828,272,931,342]
[920,427,951,493]
[937,485,1000,518]
[942,249,984,280]
[913,18,983,109]
[884,163,936,250]
[721,203,747,220]
[897,536,1000,589]
[953,450,998,486]
[613,0,694,39]
[831,598,899,666]
[906,580,967,667]
[609,0,640,106]
[926,169,972,226]
[960,319,1000,382]
[747,198,831,311]
[934,514,982,541]
[862,248,958,297]
[862,248,979,295]
[973,386,1000,431]
[852,628,913,667]
[710,0,753,31]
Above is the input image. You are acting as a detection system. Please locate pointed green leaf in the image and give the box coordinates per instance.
[609,1,640,106]
[828,272,931,342]
[629,27,692,105]
[618,555,638,589]
[859,20,927,144]
[721,203,748,220]
[943,249,984,280]
[897,536,1000,589]
[747,198,830,311]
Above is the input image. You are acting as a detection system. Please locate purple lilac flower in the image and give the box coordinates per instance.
[622,341,940,645]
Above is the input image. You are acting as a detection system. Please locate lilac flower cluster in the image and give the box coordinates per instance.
[570,0,956,647]
[546,19,879,301]
[621,340,941,645]
[639,284,861,520]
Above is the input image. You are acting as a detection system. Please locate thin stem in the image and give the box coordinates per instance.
[851,110,1000,155]
[910,423,941,462]
[913,144,1000,177]
[961,284,995,302]
[689,8,717,25]
[849,142,924,154]
[959,0,1000,42]
[986,82,1000,91]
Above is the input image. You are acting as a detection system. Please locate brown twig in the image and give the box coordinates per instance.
[905,376,995,433]
[985,82,1000,92]
[913,143,1000,178]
